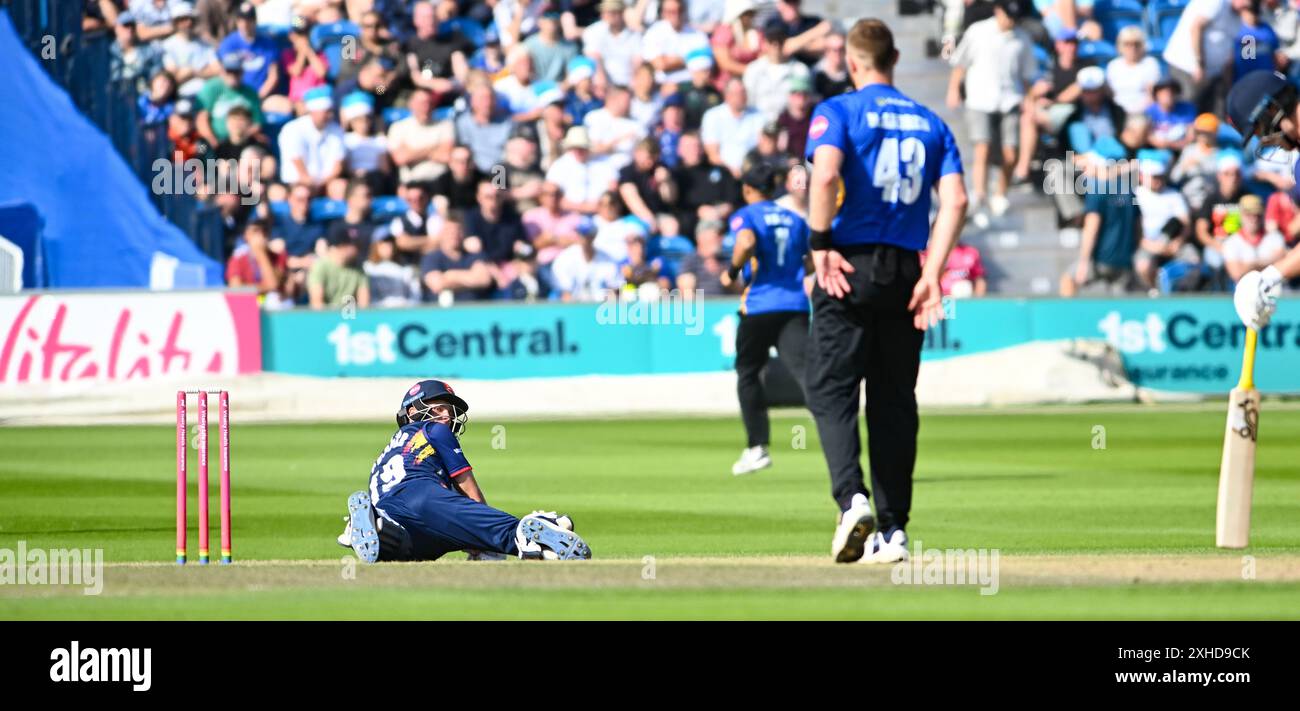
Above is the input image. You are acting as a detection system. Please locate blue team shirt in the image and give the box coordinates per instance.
[218,32,281,91]
[1235,24,1279,79]
[368,421,471,503]
[730,201,810,315]
[804,83,962,250]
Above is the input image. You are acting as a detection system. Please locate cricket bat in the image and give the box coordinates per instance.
[1216,328,1259,549]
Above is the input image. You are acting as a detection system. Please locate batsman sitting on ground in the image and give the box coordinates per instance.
[805,19,967,565]
[1225,70,1300,330]
[720,163,813,476]
[338,379,592,562]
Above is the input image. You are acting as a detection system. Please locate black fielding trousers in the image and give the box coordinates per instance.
[735,309,810,447]
[806,243,924,533]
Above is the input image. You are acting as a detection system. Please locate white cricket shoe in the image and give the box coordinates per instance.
[336,516,351,548]
[731,446,772,476]
[989,193,1011,217]
[859,529,909,565]
[831,493,875,563]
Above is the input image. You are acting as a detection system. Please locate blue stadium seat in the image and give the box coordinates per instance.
[442,18,485,48]
[370,196,409,220]
[649,235,695,278]
[1218,123,1244,149]
[1078,39,1118,64]
[310,21,361,81]
[383,106,412,125]
[1096,5,1145,45]
[310,198,347,223]
[268,200,291,220]
[434,106,455,122]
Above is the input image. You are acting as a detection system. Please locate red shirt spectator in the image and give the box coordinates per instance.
[1265,191,1300,246]
[923,242,988,297]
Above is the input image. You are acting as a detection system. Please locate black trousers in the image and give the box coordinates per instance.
[735,309,809,447]
[806,244,924,532]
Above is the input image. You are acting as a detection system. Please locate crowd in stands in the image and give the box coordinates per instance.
[944,0,1300,295]
[88,0,852,307]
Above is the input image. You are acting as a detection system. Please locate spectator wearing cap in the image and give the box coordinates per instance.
[421,213,493,304]
[196,53,266,145]
[657,92,687,167]
[1105,26,1162,116]
[471,23,509,78]
[546,126,618,213]
[711,0,763,90]
[456,78,515,173]
[1194,150,1249,286]
[308,228,371,310]
[676,217,735,296]
[160,3,218,98]
[813,30,852,99]
[776,74,813,159]
[676,48,723,130]
[701,78,764,177]
[1162,0,1249,114]
[769,0,833,65]
[1170,113,1223,211]
[1059,65,1124,159]
[226,218,286,301]
[277,86,346,194]
[168,97,207,162]
[405,0,472,98]
[283,15,329,111]
[582,0,643,88]
[340,92,393,195]
[619,137,677,231]
[629,63,663,132]
[111,11,163,95]
[584,84,646,173]
[139,70,179,126]
[431,145,485,213]
[1224,194,1286,282]
[550,215,623,302]
[129,0,180,43]
[671,130,740,236]
[1019,26,1088,181]
[524,182,585,265]
[947,0,1037,218]
[564,56,604,125]
[526,8,580,83]
[641,0,710,85]
[1146,78,1198,152]
[1060,175,1141,297]
[388,88,455,184]
[742,20,811,122]
[218,2,282,103]
[1133,156,1195,290]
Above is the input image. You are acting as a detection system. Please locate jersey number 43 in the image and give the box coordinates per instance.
[873,137,926,205]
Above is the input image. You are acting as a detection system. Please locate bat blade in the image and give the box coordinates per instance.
[1216,386,1258,549]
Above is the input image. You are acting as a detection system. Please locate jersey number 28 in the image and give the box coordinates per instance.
[873,137,926,205]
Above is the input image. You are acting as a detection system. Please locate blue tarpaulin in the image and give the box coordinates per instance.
[0,10,222,288]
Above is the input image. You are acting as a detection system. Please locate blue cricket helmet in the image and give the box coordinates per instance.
[397,379,470,431]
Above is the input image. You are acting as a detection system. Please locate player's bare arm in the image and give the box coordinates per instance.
[808,144,855,298]
[720,228,756,289]
[909,172,967,331]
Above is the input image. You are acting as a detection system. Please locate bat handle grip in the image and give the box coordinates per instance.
[1239,328,1258,391]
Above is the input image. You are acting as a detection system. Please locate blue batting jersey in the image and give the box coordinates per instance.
[804,83,963,251]
[730,201,810,315]
[368,421,471,503]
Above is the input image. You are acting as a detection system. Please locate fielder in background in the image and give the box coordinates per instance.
[340,379,592,562]
[804,19,968,564]
[720,163,813,476]
[1225,70,1300,330]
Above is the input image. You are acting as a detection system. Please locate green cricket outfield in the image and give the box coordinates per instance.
[1,405,1298,620]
